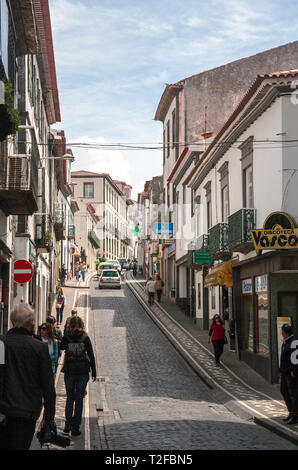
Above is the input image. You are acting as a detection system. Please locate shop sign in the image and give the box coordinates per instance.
[250,212,298,253]
[255,275,268,293]
[242,279,252,294]
[154,223,174,235]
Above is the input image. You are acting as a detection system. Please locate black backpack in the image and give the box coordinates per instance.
[65,337,90,376]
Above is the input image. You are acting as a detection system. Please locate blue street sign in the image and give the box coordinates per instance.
[154,223,174,235]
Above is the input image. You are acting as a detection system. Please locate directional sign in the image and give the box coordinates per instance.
[14,260,34,285]
[154,223,174,235]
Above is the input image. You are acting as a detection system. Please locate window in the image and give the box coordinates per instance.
[172,109,176,150]
[183,186,186,225]
[176,191,179,232]
[255,275,269,356]
[84,182,94,198]
[191,189,195,217]
[207,200,212,230]
[196,203,201,238]
[204,181,212,230]
[222,186,229,223]
[163,130,166,165]
[218,162,229,223]
[166,121,170,157]
[244,166,253,208]
[240,137,254,208]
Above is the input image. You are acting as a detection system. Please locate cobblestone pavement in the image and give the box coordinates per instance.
[30,276,94,451]
[88,278,296,450]
[125,273,298,444]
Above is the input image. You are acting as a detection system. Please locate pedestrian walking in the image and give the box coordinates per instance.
[155,275,164,303]
[279,323,298,425]
[81,262,87,282]
[208,314,226,366]
[47,315,63,367]
[132,260,138,277]
[74,263,81,281]
[0,304,56,450]
[63,309,78,336]
[61,264,67,286]
[146,277,156,306]
[60,316,96,436]
[38,323,59,375]
[56,287,66,326]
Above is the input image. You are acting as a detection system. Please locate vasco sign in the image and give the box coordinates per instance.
[250,212,298,253]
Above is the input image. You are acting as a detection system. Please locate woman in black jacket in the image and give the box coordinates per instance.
[60,316,96,436]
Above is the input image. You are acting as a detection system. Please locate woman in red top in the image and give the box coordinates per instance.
[208,314,225,366]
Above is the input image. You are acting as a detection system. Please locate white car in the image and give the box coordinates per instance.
[107,259,121,272]
[99,269,121,289]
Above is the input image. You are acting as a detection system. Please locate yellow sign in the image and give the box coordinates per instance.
[250,212,298,252]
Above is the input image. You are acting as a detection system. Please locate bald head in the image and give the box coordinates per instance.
[10,304,35,329]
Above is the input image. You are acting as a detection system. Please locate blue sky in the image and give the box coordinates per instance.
[50,0,298,197]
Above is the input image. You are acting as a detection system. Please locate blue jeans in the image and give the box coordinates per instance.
[64,375,89,430]
[56,306,64,323]
[82,271,86,281]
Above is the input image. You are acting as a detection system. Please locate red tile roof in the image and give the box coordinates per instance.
[34,0,61,123]
[183,70,298,187]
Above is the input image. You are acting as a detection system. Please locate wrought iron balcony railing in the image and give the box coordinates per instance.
[88,230,100,249]
[208,223,230,260]
[228,208,256,253]
[35,214,53,253]
[0,154,38,215]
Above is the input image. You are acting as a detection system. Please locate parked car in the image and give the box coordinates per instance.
[98,269,121,289]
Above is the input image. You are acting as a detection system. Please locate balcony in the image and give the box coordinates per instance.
[54,204,66,241]
[88,230,100,249]
[208,223,231,260]
[0,154,38,215]
[35,215,53,253]
[188,235,212,266]
[68,225,76,239]
[228,208,256,254]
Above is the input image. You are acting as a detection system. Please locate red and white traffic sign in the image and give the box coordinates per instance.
[14,260,34,285]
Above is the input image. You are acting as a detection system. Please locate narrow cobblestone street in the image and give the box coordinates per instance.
[84,276,296,450]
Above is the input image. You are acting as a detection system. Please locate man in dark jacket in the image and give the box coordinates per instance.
[279,324,298,425]
[0,304,56,450]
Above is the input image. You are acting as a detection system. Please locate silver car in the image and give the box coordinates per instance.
[99,269,121,289]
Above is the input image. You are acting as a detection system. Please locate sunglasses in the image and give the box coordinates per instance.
[41,327,47,331]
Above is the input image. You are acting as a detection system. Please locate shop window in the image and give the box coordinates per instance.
[198,283,201,309]
[211,287,216,310]
[242,279,254,351]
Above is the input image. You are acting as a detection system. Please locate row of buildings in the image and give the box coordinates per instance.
[0,1,135,334]
[0,0,79,332]
[137,41,298,383]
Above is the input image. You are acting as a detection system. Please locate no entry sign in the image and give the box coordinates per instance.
[14,259,34,285]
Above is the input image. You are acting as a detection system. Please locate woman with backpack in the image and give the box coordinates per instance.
[56,287,66,326]
[60,316,96,436]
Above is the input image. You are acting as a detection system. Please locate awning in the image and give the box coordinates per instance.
[204,259,238,288]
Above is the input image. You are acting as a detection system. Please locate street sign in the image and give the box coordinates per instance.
[154,223,174,235]
[159,238,175,245]
[193,251,213,264]
[14,259,34,285]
